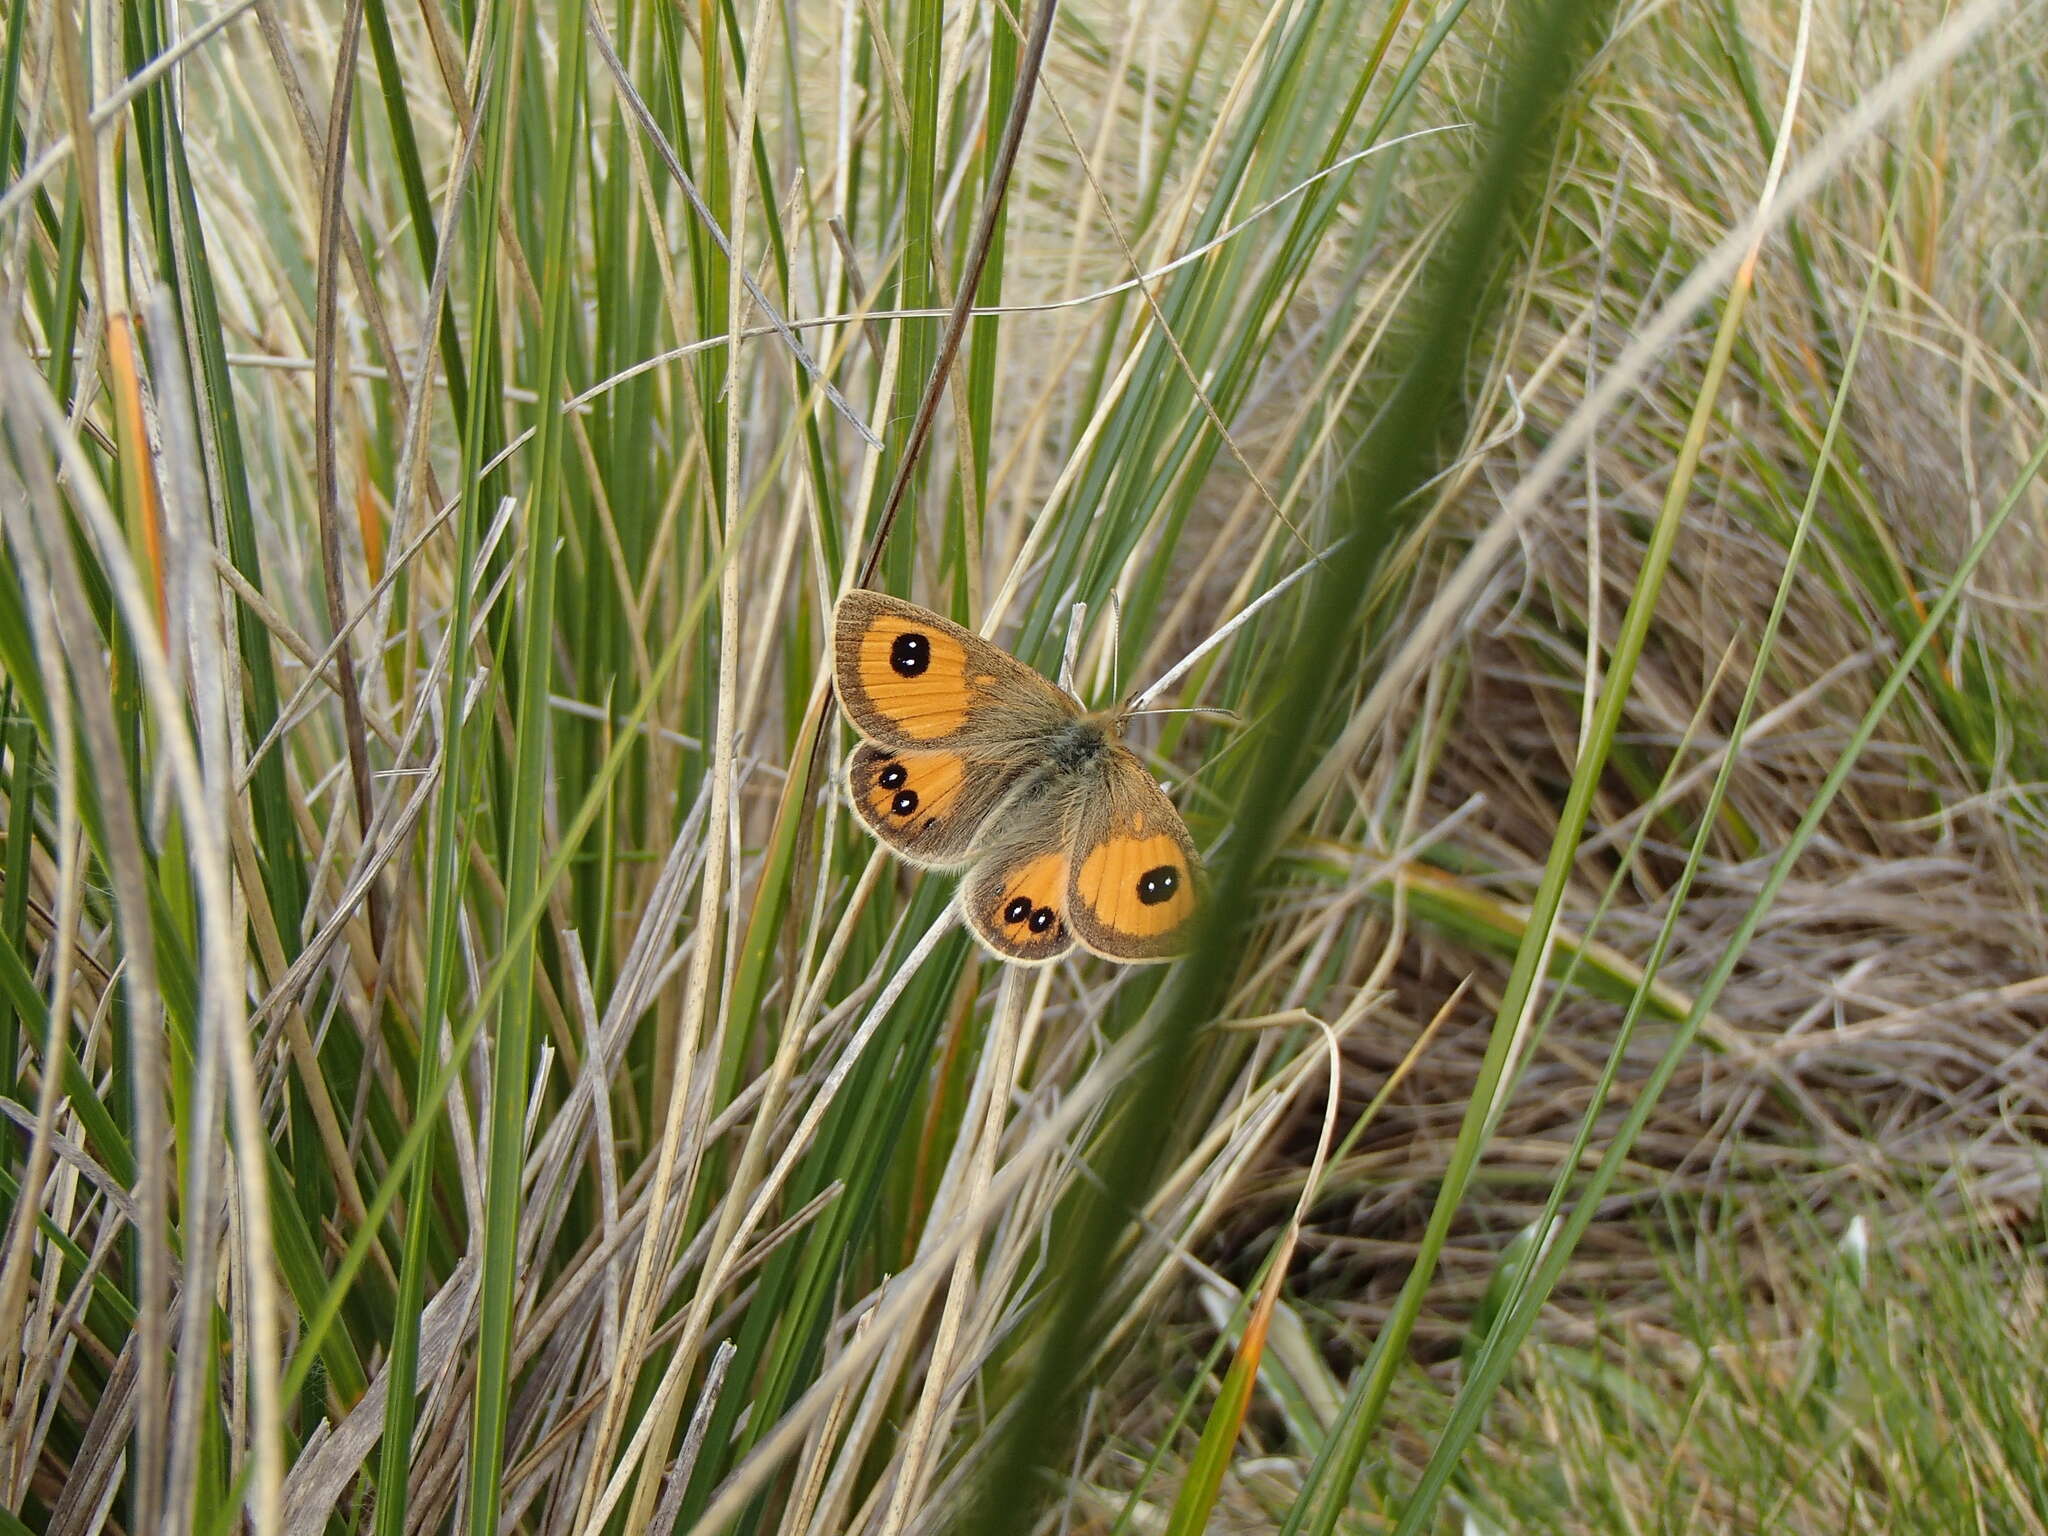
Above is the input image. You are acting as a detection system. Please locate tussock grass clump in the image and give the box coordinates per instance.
[1,0,2044,1533]
[1260,0,2048,1331]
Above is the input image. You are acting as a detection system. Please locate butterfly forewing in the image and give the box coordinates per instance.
[1063,747,1200,962]
[833,590,1076,753]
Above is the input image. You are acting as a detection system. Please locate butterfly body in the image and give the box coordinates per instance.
[833,590,1199,965]
[1040,714,1117,774]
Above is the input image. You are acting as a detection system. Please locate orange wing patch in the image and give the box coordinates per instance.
[853,614,980,741]
[963,848,1072,964]
[860,749,967,826]
[1073,828,1195,945]
[847,744,1004,869]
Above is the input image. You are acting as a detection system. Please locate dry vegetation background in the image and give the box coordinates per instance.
[3,0,2048,1532]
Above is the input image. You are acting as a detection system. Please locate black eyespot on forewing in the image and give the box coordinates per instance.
[889,632,930,677]
[1003,896,1033,925]
[890,789,920,817]
[878,762,908,789]
[1135,865,1180,906]
[1028,906,1056,935]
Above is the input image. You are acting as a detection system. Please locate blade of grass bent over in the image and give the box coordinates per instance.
[1163,1016,1342,1536]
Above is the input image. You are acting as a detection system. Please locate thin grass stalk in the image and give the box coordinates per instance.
[360,0,471,422]
[371,592,481,1535]
[6,343,281,1530]
[855,0,1058,589]
[612,0,776,1517]
[463,7,563,1527]
[467,5,589,1516]
[357,75,492,1515]
[147,278,228,1536]
[0,695,29,1105]
[104,291,179,1519]
[0,1,31,206]
[310,0,385,961]
[0,413,86,1522]
[878,965,1039,1534]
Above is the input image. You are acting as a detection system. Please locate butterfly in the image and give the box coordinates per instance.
[832,589,1200,965]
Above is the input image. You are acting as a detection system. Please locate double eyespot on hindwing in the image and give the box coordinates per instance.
[831,588,1200,964]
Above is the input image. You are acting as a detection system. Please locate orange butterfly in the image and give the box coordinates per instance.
[833,590,1200,964]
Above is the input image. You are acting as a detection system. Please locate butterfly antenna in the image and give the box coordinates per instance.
[1122,704,1243,726]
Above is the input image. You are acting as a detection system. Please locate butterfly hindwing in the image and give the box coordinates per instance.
[833,589,1076,752]
[846,742,1018,869]
[1064,746,1200,963]
[959,788,1075,964]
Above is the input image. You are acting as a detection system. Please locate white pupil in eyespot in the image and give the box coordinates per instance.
[1136,866,1179,906]
[889,633,929,677]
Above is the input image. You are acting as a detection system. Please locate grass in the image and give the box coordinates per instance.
[1107,1184,2048,1534]
[3,0,2048,1533]
[1456,1190,2048,1534]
